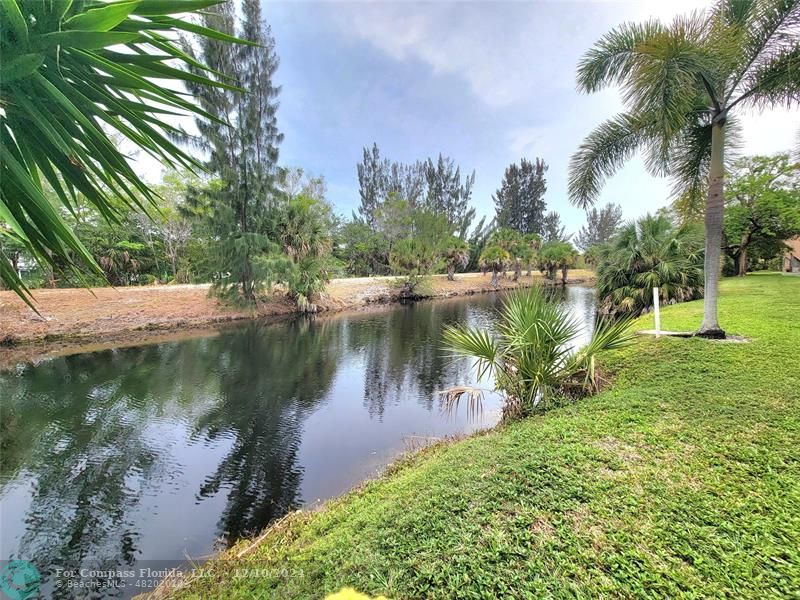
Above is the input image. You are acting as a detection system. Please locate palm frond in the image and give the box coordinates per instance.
[442,325,499,381]
[568,113,651,208]
[576,20,668,93]
[724,0,800,103]
[0,0,247,300]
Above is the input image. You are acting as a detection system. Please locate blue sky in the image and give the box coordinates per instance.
[144,0,799,235]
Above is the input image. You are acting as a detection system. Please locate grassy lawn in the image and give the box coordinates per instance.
[174,274,800,599]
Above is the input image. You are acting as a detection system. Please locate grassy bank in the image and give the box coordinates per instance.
[170,274,799,599]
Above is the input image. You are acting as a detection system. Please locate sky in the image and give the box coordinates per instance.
[142,0,799,235]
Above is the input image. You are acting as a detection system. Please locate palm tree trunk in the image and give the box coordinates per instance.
[697,122,726,338]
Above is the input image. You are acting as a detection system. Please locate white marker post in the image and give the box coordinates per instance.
[653,287,661,337]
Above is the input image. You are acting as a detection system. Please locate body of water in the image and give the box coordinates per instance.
[0,286,597,598]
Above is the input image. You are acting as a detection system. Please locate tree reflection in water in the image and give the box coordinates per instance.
[0,288,595,598]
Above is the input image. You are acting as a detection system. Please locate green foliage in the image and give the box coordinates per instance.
[443,288,634,419]
[172,275,800,600]
[357,144,476,234]
[493,158,548,235]
[478,244,511,287]
[0,0,245,303]
[335,220,390,276]
[597,214,704,315]
[538,241,576,283]
[388,210,450,296]
[183,0,284,303]
[271,194,335,307]
[723,154,800,275]
[443,236,470,281]
[575,203,624,251]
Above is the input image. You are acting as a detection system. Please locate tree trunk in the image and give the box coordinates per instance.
[561,265,568,285]
[737,231,749,277]
[447,265,455,281]
[737,246,747,277]
[697,122,726,338]
[491,269,499,288]
[512,260,520,282]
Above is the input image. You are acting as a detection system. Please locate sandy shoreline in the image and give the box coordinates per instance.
[0,270,594,367]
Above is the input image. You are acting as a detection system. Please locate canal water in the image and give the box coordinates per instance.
[0,286,597,597]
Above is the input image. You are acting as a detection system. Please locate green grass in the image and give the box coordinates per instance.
[175,274,800,599]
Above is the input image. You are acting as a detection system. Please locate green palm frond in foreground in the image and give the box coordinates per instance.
[442,287,634,420]
[0,0,248,305]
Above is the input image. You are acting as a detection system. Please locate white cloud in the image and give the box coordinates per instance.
[331,0,799,230]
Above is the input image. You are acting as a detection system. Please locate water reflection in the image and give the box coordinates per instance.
[0,286,596,597]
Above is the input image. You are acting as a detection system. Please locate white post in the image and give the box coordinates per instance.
[653,287,661,337]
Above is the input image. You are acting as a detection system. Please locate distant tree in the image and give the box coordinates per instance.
[272,195,334,309]
[723,154,800,276]
[523,233,542,276]
[357,146,476,234]
[389,210,449,296]
[538,241,575,284]
[489,228,526,281]
[542,211,567,243]
[423,155,476,235]
[575,203,623,251]
[493,158,548,235]
[357,144,387,228]
[443,237,470,281]
[466,217,495,271]
[184,0,285,302]
[336,220,390,276]
[480,245,511,288]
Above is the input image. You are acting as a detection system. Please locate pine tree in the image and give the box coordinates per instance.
[575,203,624,251]
[493,158,548,235]
[357,144,385,228]
[183,0,285,301]
[542,211,567,243]
[422,154,476,235]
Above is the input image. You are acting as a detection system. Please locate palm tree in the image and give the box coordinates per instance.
[568,0,800,338]
[523,233,542,276]
[479,245,510,288]
[538,241,575,284]
[597,215,704,316]
[443,236,470,281]
[0,0,245,305]
[442,288,634,419]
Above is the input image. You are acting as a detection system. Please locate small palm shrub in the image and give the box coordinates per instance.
[443,287,633,420]
[597,215,704,316]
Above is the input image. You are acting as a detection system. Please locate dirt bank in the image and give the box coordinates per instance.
[0,270,594,367]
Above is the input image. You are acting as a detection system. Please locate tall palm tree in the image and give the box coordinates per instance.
[568,0,800,338]
[0,0,245,305]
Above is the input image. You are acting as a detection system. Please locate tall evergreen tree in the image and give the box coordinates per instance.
[184,0,285,301]
[575,203,624,251]
[493,158,548,234]
[357,143,385,228]
[357,145,475,235]
[542,211,568,243]
[422,154,476,235]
